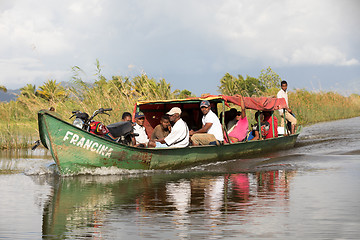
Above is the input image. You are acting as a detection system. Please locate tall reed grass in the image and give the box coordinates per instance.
[0,75,359,149]
[290,90,360,125]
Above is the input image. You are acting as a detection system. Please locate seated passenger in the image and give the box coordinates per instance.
[189,100,224,146]
[226,108,238,132]
[133,111,151,147]
[227,96,248,143]
[249,112,270,141]
[156,107,189,148]
[151,115,171,140]
[263,111,278,139]
[121,112,132,122]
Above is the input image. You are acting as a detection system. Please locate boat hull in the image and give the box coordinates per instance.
[38,110,300,175]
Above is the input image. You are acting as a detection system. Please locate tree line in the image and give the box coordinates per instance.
[13,64,281,105]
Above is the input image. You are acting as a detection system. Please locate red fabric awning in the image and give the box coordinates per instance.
[136,95,288,111]
[205,95,288,111]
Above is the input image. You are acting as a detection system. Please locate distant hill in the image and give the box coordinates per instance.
[0,89,20,102]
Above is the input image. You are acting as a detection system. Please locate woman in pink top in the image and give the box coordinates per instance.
[228,95,249,143]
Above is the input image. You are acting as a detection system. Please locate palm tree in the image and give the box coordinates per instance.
[20,84,37,98]
[37,79,68,102]
[218,73,240,95]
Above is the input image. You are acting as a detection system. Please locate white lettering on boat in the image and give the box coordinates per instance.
[76,137,86,147]
[62,131,113,158]
[83,139,93,150]
[91,142,99,151]
[69,134,79,144]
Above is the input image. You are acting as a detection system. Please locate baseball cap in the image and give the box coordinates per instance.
[166,107,182,115]
[135,111,145,118]
[200,100,210,108]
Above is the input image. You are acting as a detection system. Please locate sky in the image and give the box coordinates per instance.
[0,0,359,96]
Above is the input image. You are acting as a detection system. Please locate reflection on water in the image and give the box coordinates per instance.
[40,170,295,239]
[0,117,360,239]
[0,148,53,174]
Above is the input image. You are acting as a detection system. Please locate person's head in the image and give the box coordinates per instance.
[200,100,211,115]
[228,108,238,120]
[122,112,132,122]
[235,111,242,121]
[167,107,181,122]
[255,112,264,122]
[281,80,288,92]
[160,115,170,129]
[135,111,145,126]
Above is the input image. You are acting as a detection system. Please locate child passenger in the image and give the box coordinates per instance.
[249,112,270,141]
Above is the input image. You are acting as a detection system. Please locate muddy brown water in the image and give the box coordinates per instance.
[0,117,359,239]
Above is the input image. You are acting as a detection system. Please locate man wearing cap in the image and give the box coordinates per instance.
[189,100,224,145]
[156,107,189,148]
[133,111,150,147]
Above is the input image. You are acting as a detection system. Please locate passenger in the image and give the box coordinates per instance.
[263,111,278,139]
[249,112,270,141]
[226,108,238,132]
[155,107,189,148]
[121,112,132,122]
[133,111,151,147]
[151,115,171,141]
[227,96,248,143]
[189,100,224,146]
[277,80,297,134]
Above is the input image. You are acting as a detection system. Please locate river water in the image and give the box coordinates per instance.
[0,117,359,239]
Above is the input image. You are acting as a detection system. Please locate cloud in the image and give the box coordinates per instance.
[289,45,359,66]
[0,58,68,88]
[0,0,359,93]
[211,0,360,66]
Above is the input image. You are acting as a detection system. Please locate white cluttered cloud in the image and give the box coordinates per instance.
[0,0,358,91]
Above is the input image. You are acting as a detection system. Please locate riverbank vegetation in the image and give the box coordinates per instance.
[1,63,359,149]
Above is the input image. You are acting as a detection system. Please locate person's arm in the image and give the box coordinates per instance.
[235,94,246,119]
[157,137,166,144]
[252,130,260,141]
[189,123,212,136]
[240,95,246,119]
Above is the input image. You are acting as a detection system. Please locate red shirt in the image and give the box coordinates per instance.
[264,115,278,139]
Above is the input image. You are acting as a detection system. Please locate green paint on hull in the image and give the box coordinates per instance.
[38,110,300,175]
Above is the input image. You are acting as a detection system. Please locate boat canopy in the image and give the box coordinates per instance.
[134,95,287,137]
[136,95,287,111]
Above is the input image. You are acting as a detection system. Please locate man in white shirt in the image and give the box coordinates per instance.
[156,107,189,148]
[189,100,224,146]
[133,111,150,147]
[277,80,297,134]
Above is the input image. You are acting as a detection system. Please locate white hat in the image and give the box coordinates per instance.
[166,107,182,115]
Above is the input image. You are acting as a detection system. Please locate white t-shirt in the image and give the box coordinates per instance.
[165,119,189,148]
[202,110,224,141]
[133,123,149,144]
[277,89,288,115]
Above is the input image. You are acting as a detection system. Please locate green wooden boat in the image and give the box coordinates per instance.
[38,95,301,175]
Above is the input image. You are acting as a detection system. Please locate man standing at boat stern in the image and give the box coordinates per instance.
[190,100,224,146]
[277,80,297,134]
[156,107,189,148]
